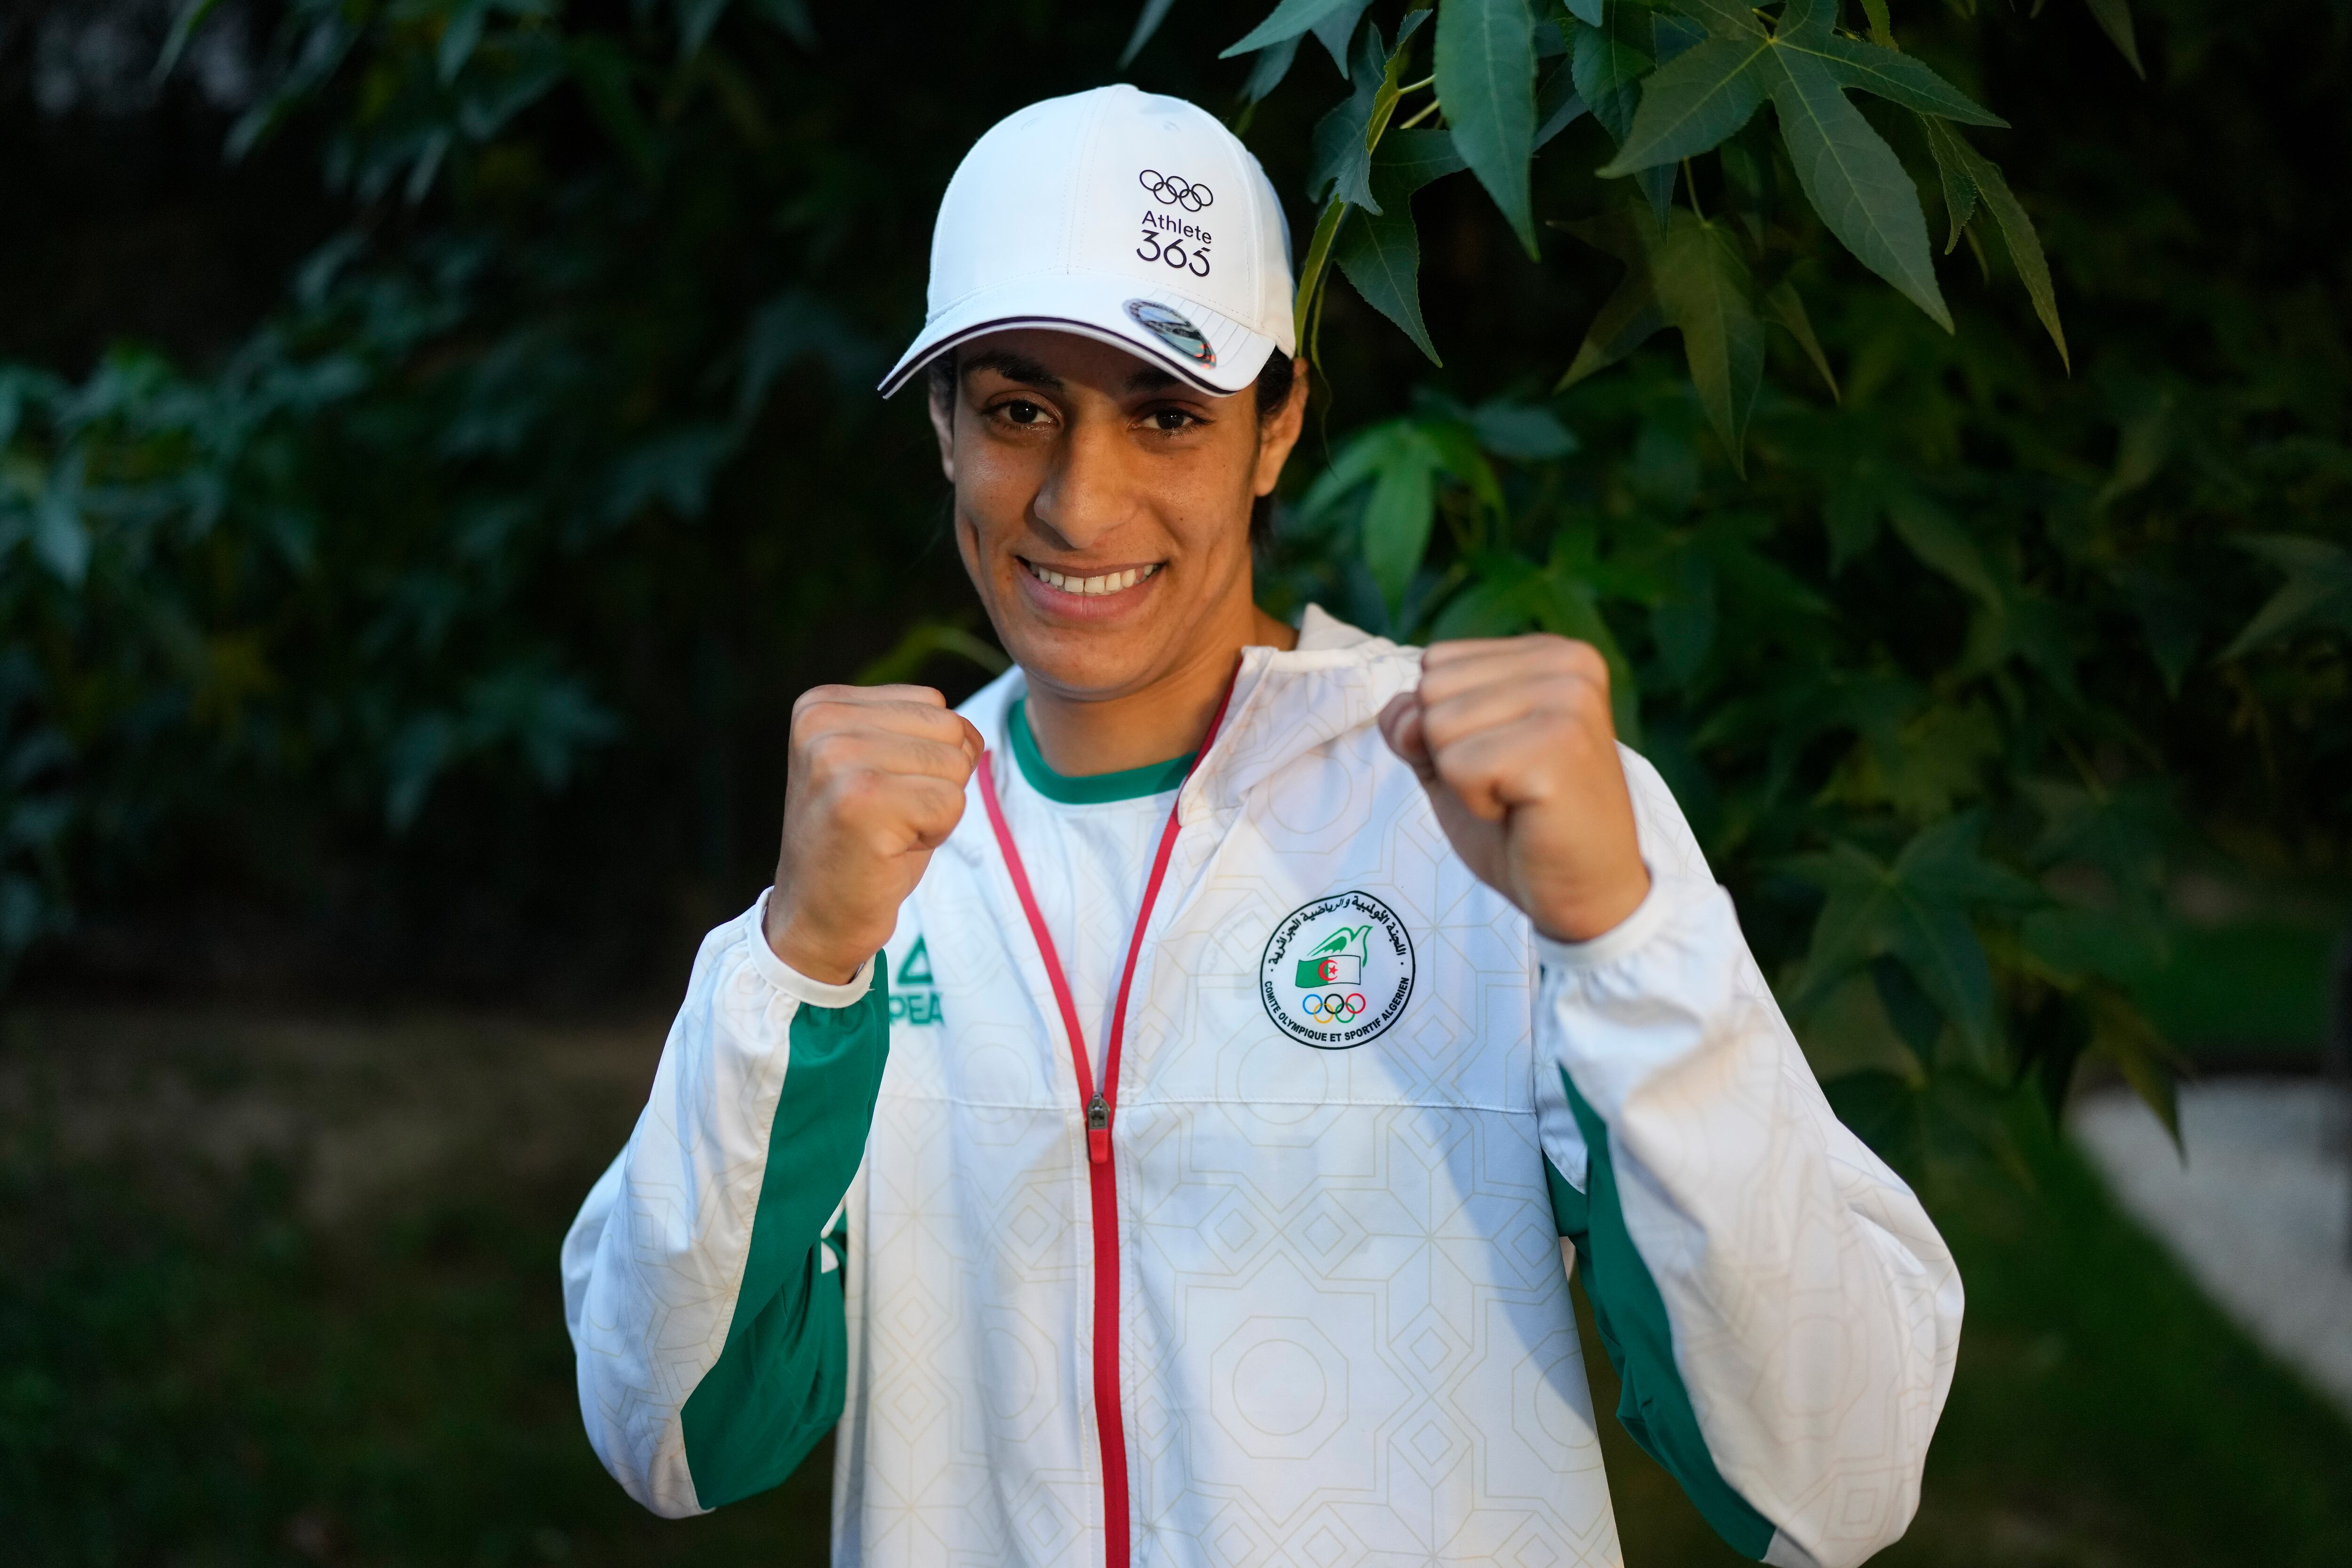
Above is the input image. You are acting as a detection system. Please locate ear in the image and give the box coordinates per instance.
[1252,358,1310,499]
[927,377,958,482]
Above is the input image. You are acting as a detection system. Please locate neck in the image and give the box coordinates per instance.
[1023,604,1297,776]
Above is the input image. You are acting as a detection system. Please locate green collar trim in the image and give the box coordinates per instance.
[1008,698,1193,804]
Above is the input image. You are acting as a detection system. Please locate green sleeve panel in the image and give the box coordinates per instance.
[1548,1067,1777,1561]
[681,951,890,1510]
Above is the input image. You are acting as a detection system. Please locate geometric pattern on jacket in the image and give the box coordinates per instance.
[563,612,1965,1568]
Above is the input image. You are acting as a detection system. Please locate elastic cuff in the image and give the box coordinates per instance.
[742,888,877,1009]
[1531,868,1691,974]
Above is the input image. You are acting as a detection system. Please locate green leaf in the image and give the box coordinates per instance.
[29,454,89,584]
[1469,398,1578,459]
[1898,812,2044,908]
[1532,558,1642,745]
[1564,0,1604,25]
[1120,0,1181,67]
[745,0,817,47]
[1420,422,1508,516]
[1649,214,1763,474]
[1918,114,1980,253]
[1569,6,1670,219]
[1438,0,1542,256]
[1884,491,2002,605]
[1291,197,1351,353]
[1223,0,1361,57]
[1363,432,1440,614]
[1761,42,1952,329]
[2082,0,2148,80]
[2223,533,2352,656]
[1335,187,1441,364]
[569,38,660,180]
[1805,35,2006,127]
[2108,563,2202,692]
[1570,9,1652,136]
[1787,815,2040,1071]
[2090,988,2180,1145]
[1308,23,1390,208]
[1859,0,1895,48]
[1669,0,1768,39]
[1310,0,1376,75]
[1763,278,1839,400]
[1554,207,1672,389]
[1594,34,1772,176]
[1554,203,1759,467]
[1297,420,1392,519]
[1534,59,1588,147]
[677,0,730,60]
[1240,34,1304,103]
[155,0,226,82]
[1372,127,1470,190]
[1944,128,2070,369]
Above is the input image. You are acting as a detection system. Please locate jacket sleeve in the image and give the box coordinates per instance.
[560,891,889,1517]
[1532,749,1963,1568]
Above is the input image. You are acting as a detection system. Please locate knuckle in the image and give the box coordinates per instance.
[801,727,856,773]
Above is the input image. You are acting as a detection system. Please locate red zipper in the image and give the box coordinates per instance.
[974,678,1235,1568]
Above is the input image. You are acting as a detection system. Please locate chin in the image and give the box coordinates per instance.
[1001,616,1171,700]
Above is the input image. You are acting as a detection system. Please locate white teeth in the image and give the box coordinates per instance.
[1025,561,1160,596]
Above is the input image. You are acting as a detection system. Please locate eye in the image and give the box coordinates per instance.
[997,398,1051,426]
[1144,407,1201,433]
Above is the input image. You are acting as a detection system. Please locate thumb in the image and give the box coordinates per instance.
[1378,692,1436,782]
[954,714,985,772]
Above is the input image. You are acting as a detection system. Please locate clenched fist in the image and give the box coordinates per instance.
[1377,636,1650,945]
[764,684,984,986]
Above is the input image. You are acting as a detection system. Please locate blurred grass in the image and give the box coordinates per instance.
[3,1007,2348,1566]
[2130,922,2337,1064]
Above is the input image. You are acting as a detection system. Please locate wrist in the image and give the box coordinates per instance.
[1529,864,1652,945]
[762,892,865,987]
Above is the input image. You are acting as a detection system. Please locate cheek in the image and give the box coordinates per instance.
[953,443,1039,542]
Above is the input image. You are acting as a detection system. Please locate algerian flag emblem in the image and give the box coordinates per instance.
[1293,925,1369,988]
[1257,890,1415,1051]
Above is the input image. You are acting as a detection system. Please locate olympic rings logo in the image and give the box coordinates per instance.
[1138,169,1213,211]
[1300,991,1367,1021]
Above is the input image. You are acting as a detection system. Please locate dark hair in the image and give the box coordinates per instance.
[1246,348,1295,549]
[926,346,1299,549]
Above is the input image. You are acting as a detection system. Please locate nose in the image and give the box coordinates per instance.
[1029,415,1137,552]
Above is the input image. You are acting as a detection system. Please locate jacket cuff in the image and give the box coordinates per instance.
[1532,868,1700,974]
[742,887,878,1009]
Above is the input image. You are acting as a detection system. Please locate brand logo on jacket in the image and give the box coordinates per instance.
[889,935,944,1027]
[1259,891,1414,1049]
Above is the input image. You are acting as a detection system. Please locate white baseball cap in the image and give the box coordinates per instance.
[878,84,1296,399]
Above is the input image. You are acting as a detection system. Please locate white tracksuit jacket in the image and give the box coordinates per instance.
[563,613,1963,1567]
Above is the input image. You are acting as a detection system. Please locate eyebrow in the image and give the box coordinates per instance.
[960,349,1190,398]
[961,350,1059,388]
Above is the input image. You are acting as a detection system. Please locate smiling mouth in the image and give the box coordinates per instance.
[1021,559,1163,597]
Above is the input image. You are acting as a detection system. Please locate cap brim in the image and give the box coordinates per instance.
[877,273,1279,398]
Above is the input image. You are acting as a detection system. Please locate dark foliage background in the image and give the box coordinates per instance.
[0,0,2345,1156]
[3,4,2350,1564]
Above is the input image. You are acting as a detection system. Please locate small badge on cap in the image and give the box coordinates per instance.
[1123,300,1216,366]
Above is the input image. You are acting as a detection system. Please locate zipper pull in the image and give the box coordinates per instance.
[1086,1091,1111,1165]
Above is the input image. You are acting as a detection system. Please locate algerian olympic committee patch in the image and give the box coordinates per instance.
[1258,890,1415,1050]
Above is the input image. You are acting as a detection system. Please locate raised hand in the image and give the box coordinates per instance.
[1377,636,1650,945]
[763,684,985,985]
